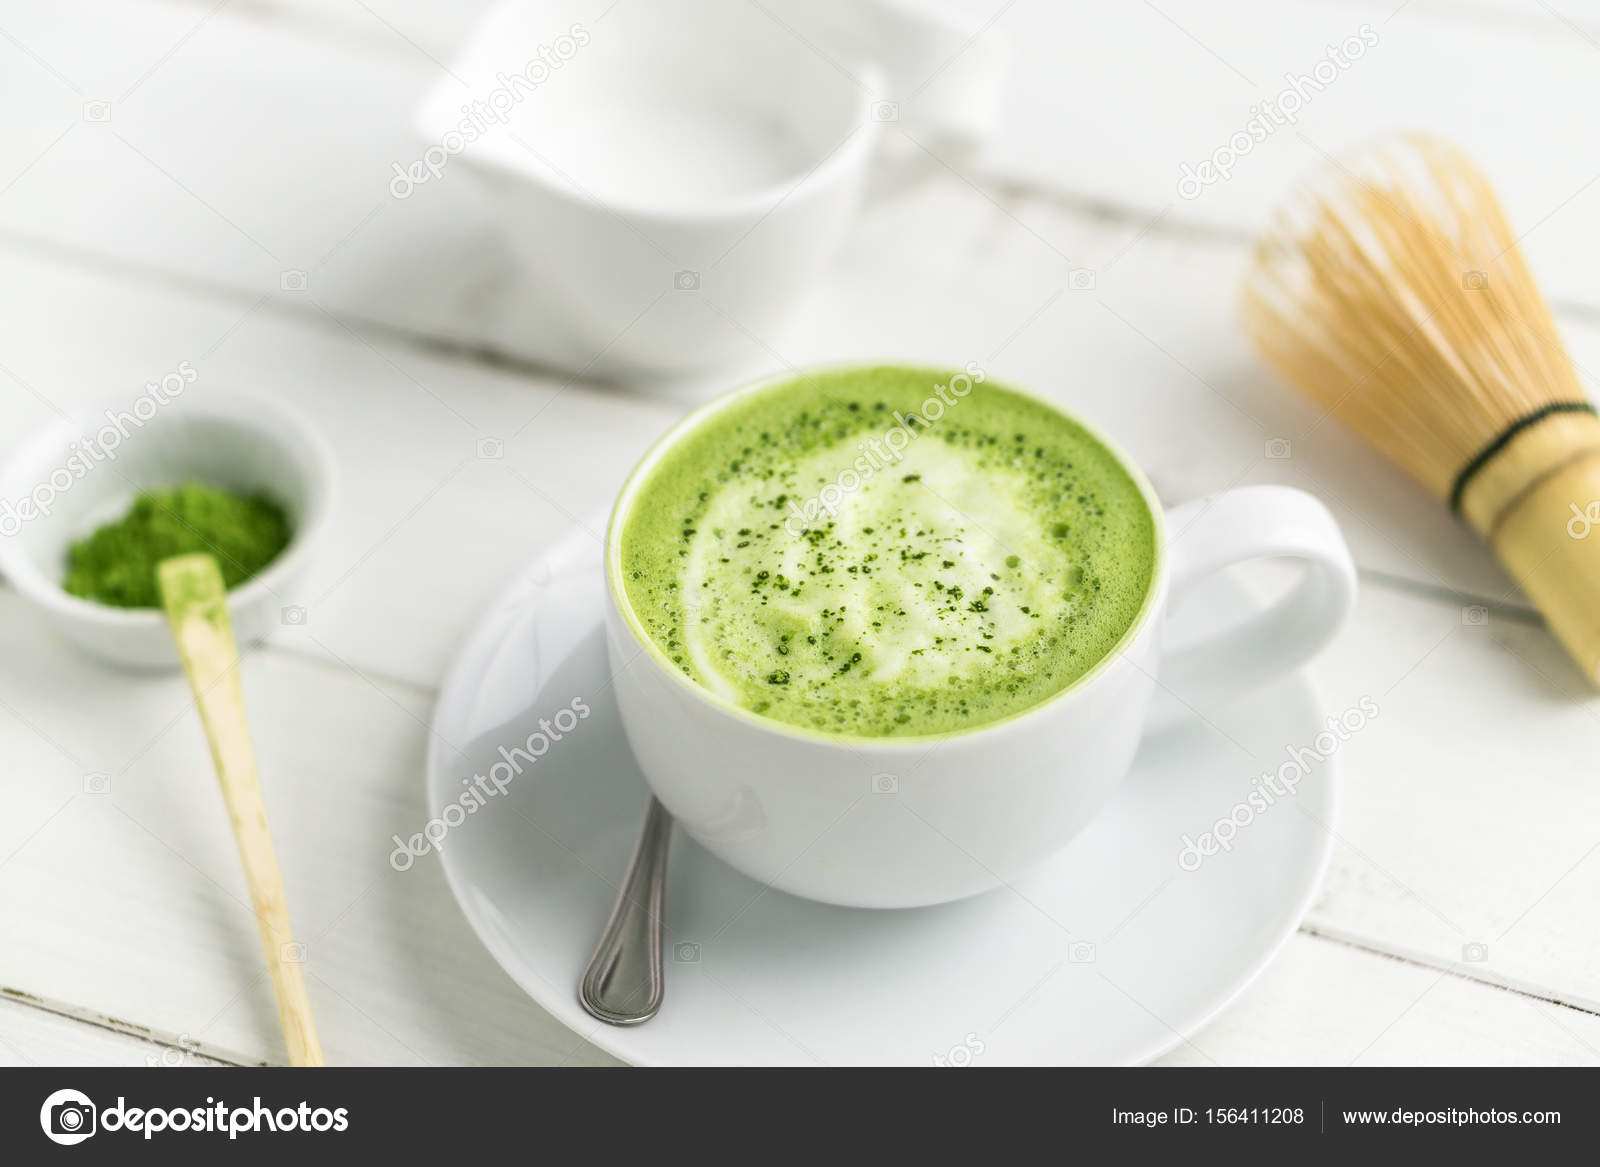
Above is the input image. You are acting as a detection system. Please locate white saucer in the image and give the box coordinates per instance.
[427,527,1337,1065]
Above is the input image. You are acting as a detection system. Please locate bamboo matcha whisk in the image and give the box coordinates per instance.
[1242,134,1600,686]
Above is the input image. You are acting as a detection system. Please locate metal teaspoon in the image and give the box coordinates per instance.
[579,797,672,1025]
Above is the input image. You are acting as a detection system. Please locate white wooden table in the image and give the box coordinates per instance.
[2,0,1598,1066]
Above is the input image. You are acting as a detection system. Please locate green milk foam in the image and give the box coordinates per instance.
[618,367,1157,738]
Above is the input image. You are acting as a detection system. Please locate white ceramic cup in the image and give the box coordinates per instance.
[603,368,1357,908]
[418,0,1007,376]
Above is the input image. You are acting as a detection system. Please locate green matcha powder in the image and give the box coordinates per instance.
[64,482,292,608]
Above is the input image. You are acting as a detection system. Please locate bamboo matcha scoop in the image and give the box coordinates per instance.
[158,553,324,1066]
[1243,135,1600,686]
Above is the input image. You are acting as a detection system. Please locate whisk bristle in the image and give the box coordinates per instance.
[1243,135,1600,685]
[1241,135,1587,507]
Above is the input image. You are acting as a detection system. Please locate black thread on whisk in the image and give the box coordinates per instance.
[1449,401,1599,515]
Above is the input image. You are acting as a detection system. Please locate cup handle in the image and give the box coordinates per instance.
[860,0,1009,144]
[1158,486,1356,704]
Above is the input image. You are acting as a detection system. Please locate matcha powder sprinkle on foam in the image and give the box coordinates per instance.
[63,482,293,608]
[618,367,1157,738]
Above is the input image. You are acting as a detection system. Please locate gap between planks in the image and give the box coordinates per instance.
[1301,919,1600,1021]
[0,985,261,1067]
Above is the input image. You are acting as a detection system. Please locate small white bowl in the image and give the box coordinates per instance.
[0,392,336,669]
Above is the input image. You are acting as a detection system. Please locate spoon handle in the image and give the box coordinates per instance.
[158,553,325,1066]
[579,797,672,1026]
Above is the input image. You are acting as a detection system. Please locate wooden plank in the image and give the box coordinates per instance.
[0,192,1563,693]
[7,929,1597,1066]
[0,0,1591,612]
[2,0,1598,340]
[9,927,1598,1066]
[1160,933,1600,1066]
[959,0,1600,312]
[0,569,1595,1063]
[0,594,619,1065]
[1305,580,1600,1014]
[8,0,1590,312]
[0,242,682,688]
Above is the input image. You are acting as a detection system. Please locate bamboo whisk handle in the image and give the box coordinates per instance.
[1487,453,1600,684]
[1458,410,1600,684]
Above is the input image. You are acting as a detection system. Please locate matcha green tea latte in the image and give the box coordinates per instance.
[617,367,1158,738]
